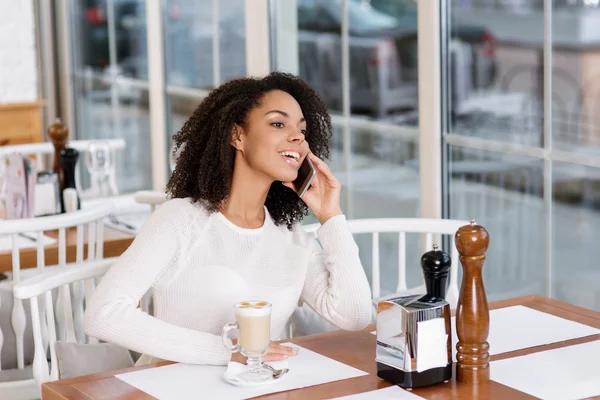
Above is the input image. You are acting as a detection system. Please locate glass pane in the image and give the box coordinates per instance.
[297,0,343,114]
[358,0,418,123]
[219,0,246,83]
[72,76,153,193]
[449,148,545,302]
[550,2,600,156]
[71,0,152,193]
[72,0,110,73]
[296,0,419,123]
[115,0,148,79]
[73,0,147,79]
[164,0,246,89]
[326,128,419,219]
[165,0,246,167]
[553,162,600,311]
[449,1,543,146]
[292,0,420,293]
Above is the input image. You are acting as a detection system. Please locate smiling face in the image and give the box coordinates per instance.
[232,90,309,183]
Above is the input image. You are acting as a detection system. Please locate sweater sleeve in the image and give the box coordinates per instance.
[299,215,372,331]
[84,199,231,365]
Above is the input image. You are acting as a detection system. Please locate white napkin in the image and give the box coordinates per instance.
[416,318,449,373]
[225,359,289,383]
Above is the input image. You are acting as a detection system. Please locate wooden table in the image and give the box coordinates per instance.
[41,295,600,399]
[0,227,135,273]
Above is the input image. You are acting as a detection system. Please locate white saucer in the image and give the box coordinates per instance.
[223,370,287,387]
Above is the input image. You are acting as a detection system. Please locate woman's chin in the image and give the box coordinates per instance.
[273,172,298,184]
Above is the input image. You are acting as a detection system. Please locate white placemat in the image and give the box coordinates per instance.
[333,386,425,399]
[490,340,600,400]
[450,305,600,361]
[116,343,368,400]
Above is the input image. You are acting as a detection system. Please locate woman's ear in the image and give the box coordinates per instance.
[230,124,244,151]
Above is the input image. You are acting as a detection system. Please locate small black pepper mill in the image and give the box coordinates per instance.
[421,244,452,302]
[60,147,80,212]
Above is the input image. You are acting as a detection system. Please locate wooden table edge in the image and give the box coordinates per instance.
[41,295,600,400]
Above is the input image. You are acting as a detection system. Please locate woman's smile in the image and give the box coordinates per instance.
[278,150,302,168]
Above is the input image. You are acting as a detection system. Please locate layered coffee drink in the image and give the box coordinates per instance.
[234,301,271,357]
[222,300,273,382]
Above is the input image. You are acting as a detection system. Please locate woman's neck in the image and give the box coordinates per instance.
[221,161,272,229]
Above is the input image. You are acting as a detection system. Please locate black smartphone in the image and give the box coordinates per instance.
[292,156,316,197]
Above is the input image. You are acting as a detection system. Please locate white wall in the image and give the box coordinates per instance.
[0,0,38,104]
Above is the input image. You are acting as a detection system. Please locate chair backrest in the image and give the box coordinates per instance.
[0,203,113,373]
[0,139,125,198]
[13,258,115,387]
[303,218,470,308]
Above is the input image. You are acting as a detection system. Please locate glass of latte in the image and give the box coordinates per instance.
[221,301,272,382]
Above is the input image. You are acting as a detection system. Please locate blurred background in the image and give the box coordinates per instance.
[3,0,600,311]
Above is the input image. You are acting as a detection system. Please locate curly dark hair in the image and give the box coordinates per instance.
[166,72,332,229]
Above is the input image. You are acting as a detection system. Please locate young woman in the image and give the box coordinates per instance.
[84,72,372,366]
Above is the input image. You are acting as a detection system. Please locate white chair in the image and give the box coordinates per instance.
[12,259,116,392]
[0,203,113,399]
[133,191,168,213]
[290,218,469,337]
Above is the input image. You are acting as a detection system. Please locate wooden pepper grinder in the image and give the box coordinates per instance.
[48,118,69,188]
[455,219,490,384]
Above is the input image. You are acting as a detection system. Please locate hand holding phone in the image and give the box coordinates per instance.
[284,153,343,224]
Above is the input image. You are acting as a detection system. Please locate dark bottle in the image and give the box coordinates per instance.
[60,147,80,212]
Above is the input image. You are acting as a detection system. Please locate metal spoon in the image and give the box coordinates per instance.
[263,363,289,379]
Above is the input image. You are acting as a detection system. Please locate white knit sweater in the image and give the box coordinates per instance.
[84,198,372,366]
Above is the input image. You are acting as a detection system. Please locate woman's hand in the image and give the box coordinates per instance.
[284,153,343,224]
[231,342,299,364]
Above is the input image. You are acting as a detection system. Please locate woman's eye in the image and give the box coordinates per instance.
[300,129,307,135]
[271,122,284,128]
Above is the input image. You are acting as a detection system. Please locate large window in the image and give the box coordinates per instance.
[58,0,600,309]
[445,0,600,310]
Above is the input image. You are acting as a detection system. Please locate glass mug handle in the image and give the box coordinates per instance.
[221,322,241,353]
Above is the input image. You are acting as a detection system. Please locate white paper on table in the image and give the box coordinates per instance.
[104,211,151,234]
[449,305,600,362]
[0,233,57,252]
[333,385,426,399]
[490,340,600,400]
[116,343,368,400]
[416,318,448,373]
